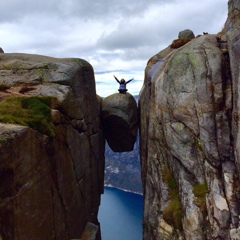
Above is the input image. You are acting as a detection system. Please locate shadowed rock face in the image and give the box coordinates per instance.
[139,3,240,239]
[225,0,240,181]
[101,93,138,152]
[0,53,105,240]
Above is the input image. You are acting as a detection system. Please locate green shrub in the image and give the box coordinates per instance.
[193,181,208,213]
[0,96,55,137]
[170,38,191,48]
[163,197,183,231]
[162,168,183,231]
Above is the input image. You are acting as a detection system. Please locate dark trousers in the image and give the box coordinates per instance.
[118,89,127,94]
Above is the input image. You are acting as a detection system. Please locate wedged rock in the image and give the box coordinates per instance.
[101,92,138,152]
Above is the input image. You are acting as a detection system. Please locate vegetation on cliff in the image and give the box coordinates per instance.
[162,168,183,231]
[0,96,55,137]
[193,181,208,214]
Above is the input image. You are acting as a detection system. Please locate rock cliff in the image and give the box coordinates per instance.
[139,1,240,239]
[0,54,105,240]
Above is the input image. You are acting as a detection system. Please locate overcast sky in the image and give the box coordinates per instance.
[0,0,228,97]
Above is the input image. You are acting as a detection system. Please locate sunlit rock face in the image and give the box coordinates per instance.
[0,53,105,240]
[101,92,138,152]
[139,2,240,238]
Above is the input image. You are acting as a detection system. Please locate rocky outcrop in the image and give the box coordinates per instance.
[0,48,4,53]
[139,1,240,239]
[0,54,105,240]
[170,29,195,49]
[101,92,138,152]
[178,29,195,39]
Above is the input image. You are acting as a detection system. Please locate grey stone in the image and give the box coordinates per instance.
[102,92,138,152]
[178,29,195,39]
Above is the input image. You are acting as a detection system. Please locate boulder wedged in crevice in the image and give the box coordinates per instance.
[101,92,138,152]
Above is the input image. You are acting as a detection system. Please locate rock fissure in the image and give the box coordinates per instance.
[51,186,57,240]
[66,139,82,183]
[48,148,71,238]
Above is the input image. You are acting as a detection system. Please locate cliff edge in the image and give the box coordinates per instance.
[0,53,105,240]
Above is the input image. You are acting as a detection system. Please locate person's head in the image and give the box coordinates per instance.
[120,78,125,83]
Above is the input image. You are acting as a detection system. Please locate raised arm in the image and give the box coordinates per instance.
[126,78,133,84]
[114,75,120,83]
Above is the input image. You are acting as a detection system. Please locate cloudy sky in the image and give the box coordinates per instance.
[0,0,228,97]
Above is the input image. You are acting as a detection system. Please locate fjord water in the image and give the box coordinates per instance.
[99,187,143,240]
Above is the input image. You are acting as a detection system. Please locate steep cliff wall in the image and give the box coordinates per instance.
[225,0,240,184]
[0,54,105,240]
[139,1,240,239]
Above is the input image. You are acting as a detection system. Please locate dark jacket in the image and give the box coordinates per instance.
[114,76,133,91]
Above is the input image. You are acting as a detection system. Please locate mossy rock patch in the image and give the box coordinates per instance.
[0,96,55,137]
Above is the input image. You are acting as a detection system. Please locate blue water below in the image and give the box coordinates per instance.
[98,187,143,240]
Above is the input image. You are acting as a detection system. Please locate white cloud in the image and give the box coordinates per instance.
[95,70,144,97]
[0,0,228,97]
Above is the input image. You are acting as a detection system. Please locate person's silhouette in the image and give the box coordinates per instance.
[114,75,133,94]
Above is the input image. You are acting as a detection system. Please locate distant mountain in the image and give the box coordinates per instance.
[103,94,142,194]
[104,133,142,194]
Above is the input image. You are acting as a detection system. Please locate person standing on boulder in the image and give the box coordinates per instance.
[114,75,133,94]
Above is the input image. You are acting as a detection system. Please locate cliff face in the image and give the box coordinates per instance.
[0,54,105,240]
[139,1,240,239]
[225,0,240,183]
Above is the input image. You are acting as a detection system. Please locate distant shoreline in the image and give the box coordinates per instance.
[104,184,143,196]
